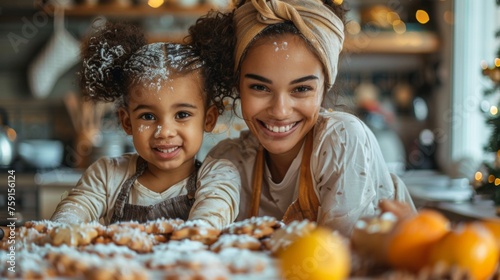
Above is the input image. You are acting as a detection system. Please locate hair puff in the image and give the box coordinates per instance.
[187,10,238,113]
[78,21,147,103]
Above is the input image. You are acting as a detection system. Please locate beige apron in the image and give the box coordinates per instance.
[249,131,320,224]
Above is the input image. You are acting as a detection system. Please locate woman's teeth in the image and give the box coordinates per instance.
[157,147,179,153]
[264,122,296,133]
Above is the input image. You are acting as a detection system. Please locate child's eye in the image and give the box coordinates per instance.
[176,111,191,119]
[140,113,156,121]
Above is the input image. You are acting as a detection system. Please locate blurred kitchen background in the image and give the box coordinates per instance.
[0,0,499,222]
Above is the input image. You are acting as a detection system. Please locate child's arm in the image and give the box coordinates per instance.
[188,157,240,229]
[50,158,111,224]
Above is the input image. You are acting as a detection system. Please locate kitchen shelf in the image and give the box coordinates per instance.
[40,3,223,18]
[40,3,438,55]
[344,31,440,54]
[148,31,440,53]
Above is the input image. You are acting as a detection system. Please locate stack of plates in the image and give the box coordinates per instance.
[401,170,473,202]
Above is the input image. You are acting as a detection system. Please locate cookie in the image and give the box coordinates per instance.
[210,234,261,253]
[223,216,283,239]
[106,226,154,253]
[50,224,99,247]
[144,218,184,235]
[170,220,221,245]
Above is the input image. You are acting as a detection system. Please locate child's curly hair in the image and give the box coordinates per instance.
[79,20,231,114]
[79,20,146,104]
[187,10,238,106]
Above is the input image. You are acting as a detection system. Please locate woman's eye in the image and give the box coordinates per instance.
[176,111,191,119]
[140,113,156,121]
[249,84,268,92]
[293,85,313,93]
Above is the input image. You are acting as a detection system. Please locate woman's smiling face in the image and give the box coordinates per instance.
[239,34,325,157]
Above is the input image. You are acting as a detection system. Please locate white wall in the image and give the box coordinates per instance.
[437,0,496,178]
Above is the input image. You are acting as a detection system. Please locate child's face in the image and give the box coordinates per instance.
[239,34,325,157]
[119,72,218,175]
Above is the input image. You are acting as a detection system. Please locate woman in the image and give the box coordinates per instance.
[188,0,416,236]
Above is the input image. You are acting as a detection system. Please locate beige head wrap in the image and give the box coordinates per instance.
[234,0,344,90]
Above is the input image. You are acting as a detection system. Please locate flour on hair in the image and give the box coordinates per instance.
[125,43,204,93]
[83,40,126,97]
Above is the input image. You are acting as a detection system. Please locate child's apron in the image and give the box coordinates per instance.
[249,131,320,224]
[110,157,200,224]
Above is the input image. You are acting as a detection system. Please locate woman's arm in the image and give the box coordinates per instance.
[313,113,415,236]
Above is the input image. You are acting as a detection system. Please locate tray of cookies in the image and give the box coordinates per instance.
[0,217,287,279]
[6,210,500,280]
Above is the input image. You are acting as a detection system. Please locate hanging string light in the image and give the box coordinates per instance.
[482,58,500,84]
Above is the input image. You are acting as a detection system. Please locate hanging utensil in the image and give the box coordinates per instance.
[28,6,80,99]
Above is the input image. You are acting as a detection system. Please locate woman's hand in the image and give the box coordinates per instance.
[379,199,416,220]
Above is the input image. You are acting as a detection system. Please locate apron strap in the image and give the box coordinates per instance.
[186,160,202,199]
[296,131,320,220]
[113,156,148,219]
[249,145,264,217]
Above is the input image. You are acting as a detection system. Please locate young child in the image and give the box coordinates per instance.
[188,0,416,236]
[51,21,239,229]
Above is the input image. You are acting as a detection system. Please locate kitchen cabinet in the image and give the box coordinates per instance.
[35,169,82,219]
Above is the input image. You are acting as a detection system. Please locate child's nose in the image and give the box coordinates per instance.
[153,124,176,139]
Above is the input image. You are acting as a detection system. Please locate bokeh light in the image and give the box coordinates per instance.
[416,10,430,24]
[148,0,164,8]
[489,175,495,183]
[346,21,361,35]
[475,172,483,181]
[393,20,406,34]
[387,12,400,24]
[444,11,453,24]
[481,60,488,70]
[490,106,498,116]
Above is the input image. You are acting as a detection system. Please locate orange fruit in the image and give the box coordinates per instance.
[428,222,499,280]
[279,227,350,280]
[386,209,450,272]
[478,218,500,251]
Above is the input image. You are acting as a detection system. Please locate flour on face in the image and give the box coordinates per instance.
[154,125,162,138]
[273,41,288,52]
[138,124,150,133]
